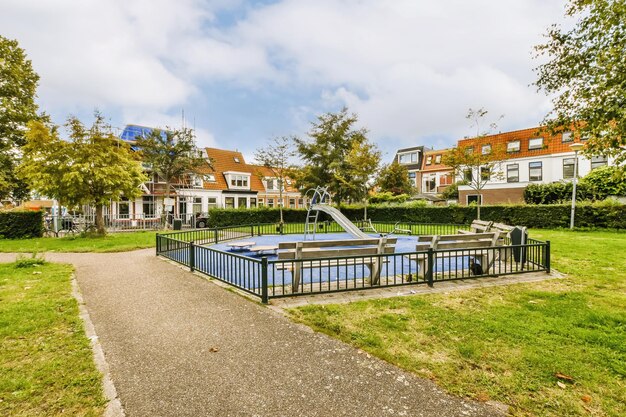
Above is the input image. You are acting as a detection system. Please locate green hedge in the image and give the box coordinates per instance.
[207,203,626,229]
[0,210,44,239]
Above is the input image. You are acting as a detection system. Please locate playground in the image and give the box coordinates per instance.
[157,187,550,302]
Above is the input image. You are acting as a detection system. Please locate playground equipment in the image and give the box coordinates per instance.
[304,187,369,240]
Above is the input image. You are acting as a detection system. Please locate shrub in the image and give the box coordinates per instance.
[0,210,44,239]
[207,202,626,229]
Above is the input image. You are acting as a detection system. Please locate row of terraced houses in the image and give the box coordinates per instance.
[394,126,616,205]
[59,123,617,225]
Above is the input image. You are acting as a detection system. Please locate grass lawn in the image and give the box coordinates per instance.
[0,231,157,253]
[289,229,626,417]
[0,261,105,416]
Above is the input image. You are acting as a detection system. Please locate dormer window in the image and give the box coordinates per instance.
[435,155,441,164]
[224,171,250,189]
[234,157,240,163]
[192,175,203,188]
[203,174,216,182]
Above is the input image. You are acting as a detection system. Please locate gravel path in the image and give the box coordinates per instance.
[1,250,503,417]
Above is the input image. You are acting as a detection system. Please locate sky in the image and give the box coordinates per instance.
[1,0,567,162]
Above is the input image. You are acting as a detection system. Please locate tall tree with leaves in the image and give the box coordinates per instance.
[535,0,626,166]
[376,162,413,195]
[135,127,208,228]
[19,113,146,235]
[0,36,44,201]
[295,108,380,204]
[254,136,296,226]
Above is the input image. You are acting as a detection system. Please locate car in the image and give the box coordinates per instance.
[195,213,209,228]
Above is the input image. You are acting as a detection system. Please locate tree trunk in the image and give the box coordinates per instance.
[162,181,171,230]
[476,191,481,220]
[95,204,106,235]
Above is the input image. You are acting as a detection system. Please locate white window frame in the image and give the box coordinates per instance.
[507,140,520,153]
[528,137,544,150]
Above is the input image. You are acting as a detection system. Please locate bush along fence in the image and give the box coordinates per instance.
[206,203,626,230]
[0,210,44,238]
[156,222,551,304]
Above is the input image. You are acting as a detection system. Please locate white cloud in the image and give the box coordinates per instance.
[1,0,566,153]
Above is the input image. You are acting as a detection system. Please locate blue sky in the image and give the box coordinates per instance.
[1,0,567,162]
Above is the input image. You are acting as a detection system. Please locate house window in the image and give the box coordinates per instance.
[590,155,608,170]
[225,197,235,208]
[529,162,543,181]
[507,140,520,153]
[142,196,155,217]
[207,197,217,208]
[563,158,575,179]
[266,179,274,190]
[192,175,203,188]
[528,137,544,150]
[425,156,432,165]
[467,195,482,205]
[463,169,473,183]
[507,164,519,183]
[203,174,216,182]
[481,144,492,155]
[435,154,442,164]
[258,199,264,207]
[238,197,247,208]
[289,198,296,208]
[229,174,249,188]
[398,152,417,164]
[118,197,130,217]
[562,131,573,143]
[465,147,474,155]
[193,197,202,214]
[267,198,274,208]
[250,198,257,208]
[408,171,416,185]
[234,157,240,163]
[440,174,453,185]
[298,198,304,207]
[480,167,490,181]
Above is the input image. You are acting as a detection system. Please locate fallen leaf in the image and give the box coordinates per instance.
[581,395,592,403]
[209,347,219,353]
[555,372,574,382]
[528,300,539,304]
[557,381,567,389]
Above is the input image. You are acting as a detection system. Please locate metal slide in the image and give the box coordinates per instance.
[312,204,370,239]
[304,186,369,240]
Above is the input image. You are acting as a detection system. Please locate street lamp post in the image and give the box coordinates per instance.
[569,143,585,229]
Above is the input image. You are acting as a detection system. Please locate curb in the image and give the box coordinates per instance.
[72,276,125,417]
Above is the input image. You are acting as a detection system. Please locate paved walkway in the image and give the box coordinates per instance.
[1,250,503,417]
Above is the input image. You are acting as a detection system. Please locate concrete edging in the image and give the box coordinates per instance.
[72,276,125,417]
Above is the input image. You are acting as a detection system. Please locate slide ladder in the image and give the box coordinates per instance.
[304,187,369,240]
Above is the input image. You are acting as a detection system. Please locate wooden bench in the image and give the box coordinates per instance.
[278,237,397,291]
[412,232,500,278]
[458,219,493,234]
[490,223,528,261]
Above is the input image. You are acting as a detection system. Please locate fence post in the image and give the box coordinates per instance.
[189,241,195,272]
[250,225,254,237]
[214,228,219,244]
[156,234,160,255]
[427,248,434,287]
[261,257,269,304]
[545,240,551,274]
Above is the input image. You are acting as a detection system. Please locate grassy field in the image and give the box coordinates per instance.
[0,231,157,253]
[289,229,626,417]
[0,261,105,416]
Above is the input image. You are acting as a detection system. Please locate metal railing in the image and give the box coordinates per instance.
[156,222,550,304]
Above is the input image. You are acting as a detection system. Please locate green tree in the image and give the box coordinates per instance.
[535,0,626,166]
[0,36,43,201]
[19,113,147,235]
[376,162,413,195]
[581,165,626,198]
[295,108,380,204]
[135,127,208,228]
[254,136,296,226]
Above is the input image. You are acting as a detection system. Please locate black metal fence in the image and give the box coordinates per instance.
[156,222,550,303]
